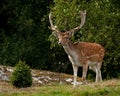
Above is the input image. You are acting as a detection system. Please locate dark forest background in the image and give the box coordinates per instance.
[0,0,120,80]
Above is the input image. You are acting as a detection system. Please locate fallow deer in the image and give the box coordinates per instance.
[49,10,105,87]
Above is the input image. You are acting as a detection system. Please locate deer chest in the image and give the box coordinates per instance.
[68,51,83,66]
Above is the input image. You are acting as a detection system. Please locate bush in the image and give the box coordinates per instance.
[10,60,32,88]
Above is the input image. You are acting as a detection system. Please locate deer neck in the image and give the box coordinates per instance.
[63,41,77,56]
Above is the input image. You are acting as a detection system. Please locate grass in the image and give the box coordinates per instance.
[0,79,120,96]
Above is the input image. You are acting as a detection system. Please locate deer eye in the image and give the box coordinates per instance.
[65,37,69,39]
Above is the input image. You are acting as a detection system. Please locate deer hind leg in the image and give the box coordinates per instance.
[72,65,78,87]
[96,62,102,82]
[82,64,88,84]
[89,63,102,82]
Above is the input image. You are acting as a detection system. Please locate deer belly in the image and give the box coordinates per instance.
[68,55,83,66]
[87,61,98,66]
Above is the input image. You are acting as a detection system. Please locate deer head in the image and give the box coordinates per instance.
[49,10,86,46]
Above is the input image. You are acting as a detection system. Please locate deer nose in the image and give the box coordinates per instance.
[58,42,61,45]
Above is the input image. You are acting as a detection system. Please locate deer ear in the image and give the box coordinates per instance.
[67,30,74,38]
[52,31,60,39]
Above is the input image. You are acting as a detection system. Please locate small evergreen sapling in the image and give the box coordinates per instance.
[10,60,32,88]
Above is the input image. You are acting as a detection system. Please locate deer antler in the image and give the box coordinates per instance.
[67,10,86,35]
[49,10,86,38]
[49,12,60,38]
[79,10,86,29]
[49,12,59,31]
[49,12,54,28]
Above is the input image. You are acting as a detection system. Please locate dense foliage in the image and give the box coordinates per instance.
[10,60,32,88]
[0,0,53,69]
[0,0,120,79]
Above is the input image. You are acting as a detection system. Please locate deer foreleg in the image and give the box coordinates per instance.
[82,64,88,84]
[72,65,78,87]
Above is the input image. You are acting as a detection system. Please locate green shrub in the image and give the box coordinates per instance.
[10,60,32,88]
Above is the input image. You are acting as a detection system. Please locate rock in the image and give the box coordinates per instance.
[65,78,73,82]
